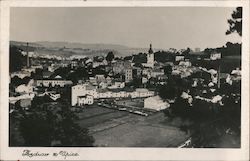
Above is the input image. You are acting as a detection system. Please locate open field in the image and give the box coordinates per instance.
[76,106,189,147]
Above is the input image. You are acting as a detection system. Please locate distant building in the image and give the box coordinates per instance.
[175,55,185,62]
[210,52,221,60]
[144,95,169,111]
[70,60,78,69]
[194,48,200,52]
[151,68,164,78]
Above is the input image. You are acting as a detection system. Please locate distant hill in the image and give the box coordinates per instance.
[10,41,155,57]
[10,41,43,48]
[35,41,130,50]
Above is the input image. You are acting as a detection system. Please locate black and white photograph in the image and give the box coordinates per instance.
[1,0,249,160]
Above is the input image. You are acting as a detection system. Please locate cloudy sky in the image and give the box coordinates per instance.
[10,7,241,50]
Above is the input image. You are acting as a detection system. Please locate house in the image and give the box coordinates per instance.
[70,60,78,69]
[77,95,94,106]
[95,74,106,83]
[142,67,152,78]
[71,83,98,106]
[47,92,61,101]
[135,88,155,97]
[42,71,53,79]
[210,52,221,60]
[22,67,36,73]
[15,79,34,94]
[11,70,31,79]
[179,61,192,67]
[181,92,193,105]
[125,67,133,83]
[142,77,148,84]
[36,79,73,87]
[71,83,155,106]
[175,55,185,62]
[89,77,97,85]
[108,82,125,89]
[112,61,131,74]
[9,93,35,104]
[231,68,241,76]
[144,96,169,111]
[151,68,164,78]
[19,98,32,108]
[48,64,61,72]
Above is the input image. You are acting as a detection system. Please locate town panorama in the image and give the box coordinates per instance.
[9,7,241,148]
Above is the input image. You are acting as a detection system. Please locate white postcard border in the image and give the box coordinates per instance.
[1,1,249,160]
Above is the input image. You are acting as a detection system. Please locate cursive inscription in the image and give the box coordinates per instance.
[21,150,79,159]
[22,150,49,157]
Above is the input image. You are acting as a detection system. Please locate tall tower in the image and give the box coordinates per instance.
[147,43,154,68]
[26,42,30,68]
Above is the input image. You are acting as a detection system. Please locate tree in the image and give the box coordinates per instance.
[226,7,242,36]
[106,51,114,62]
[9,46,26,72]
[18,100,94,147]
[182,47,191,56]
[163,65,172,75]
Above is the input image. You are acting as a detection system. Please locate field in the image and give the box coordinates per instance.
[76,105,189,147]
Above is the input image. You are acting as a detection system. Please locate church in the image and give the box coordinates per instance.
[142,44,155,68]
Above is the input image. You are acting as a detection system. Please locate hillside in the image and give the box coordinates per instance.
[10,41,152,57]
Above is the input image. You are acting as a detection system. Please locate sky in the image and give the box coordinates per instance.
[10,7,241,50]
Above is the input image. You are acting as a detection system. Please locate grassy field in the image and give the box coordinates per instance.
[76,106,189,147]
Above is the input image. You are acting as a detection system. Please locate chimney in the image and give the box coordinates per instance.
[218,64,220,89]
[26,42,29,67]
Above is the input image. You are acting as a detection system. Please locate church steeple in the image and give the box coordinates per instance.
[148,43,153,54]
[147,43,154,68]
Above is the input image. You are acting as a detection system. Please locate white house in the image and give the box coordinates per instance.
[36,80,73,87]
[135,88,154,98]
[72,84,98,106]
[9,93,35,104]
[151,68,164,78]
[210,52,221,60]
[77,95,94,106]
[11,70,31,79]
[179,61,192,67]
[15,79,34,94]
[175,55,185,62]
[71,83,155,106]
[47,92,61,101]
[108,82,125,89]
[144,96,170,111]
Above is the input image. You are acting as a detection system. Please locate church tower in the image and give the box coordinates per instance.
[147,43,154,68]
